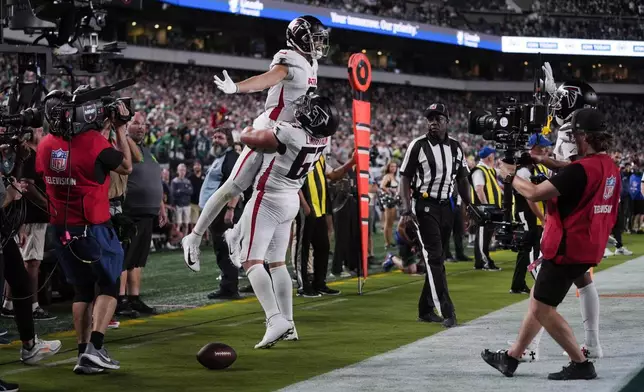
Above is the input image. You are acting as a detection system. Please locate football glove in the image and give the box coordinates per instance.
[214,70,238,94]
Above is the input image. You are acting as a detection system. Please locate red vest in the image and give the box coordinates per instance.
[541,154,620,265]
[36,131,112,226]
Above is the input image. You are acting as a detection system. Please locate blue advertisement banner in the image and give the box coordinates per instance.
[159,0,502,51]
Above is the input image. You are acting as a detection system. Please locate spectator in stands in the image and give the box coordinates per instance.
[118,112,167,317]
[171,163,193,237]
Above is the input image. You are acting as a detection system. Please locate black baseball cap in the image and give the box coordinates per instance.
[571,108,606,133]
[424,103,449,121]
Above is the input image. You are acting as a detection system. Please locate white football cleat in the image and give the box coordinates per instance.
[254,315,292,349]
[181,232,202,272]
[224,228,242,268]
[507,340,539,363]
[607,235,617,246]
[603,248,613,258]
[563,344,603,359]
[284,321,299,341]
[614,247,633,256]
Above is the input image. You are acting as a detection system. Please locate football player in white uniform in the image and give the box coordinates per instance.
[233,95,338,349]
[182,15,330,272]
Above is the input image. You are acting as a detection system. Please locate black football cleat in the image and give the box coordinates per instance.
[548,360,597,380]
[481,349,519,377]
[418,311,444,323]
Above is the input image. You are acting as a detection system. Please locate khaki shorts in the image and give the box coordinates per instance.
[190,204,201,225]
[19,223,48,261]
[175,206,191,225]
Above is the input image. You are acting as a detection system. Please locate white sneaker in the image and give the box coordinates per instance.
[54,43,78,56]
[181,233,202,272]
[284,321,299,341]
[614,247,633,256]
[563,344,603,359]
[603,248,613,258]
[254,315,292,349]
[507,340,539,363]
[20,336,62,365]
[224,228,242,268]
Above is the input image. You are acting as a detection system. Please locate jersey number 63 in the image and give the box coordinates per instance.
[286,146,326,180]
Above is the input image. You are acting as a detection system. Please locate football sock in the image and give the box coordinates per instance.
[78,343,87,356]
[247,264,280,319]
[531,327,545,348]
[579,282,600,347]
[193,180,239,236]
[90,331,105,350]
[270,265,293,322]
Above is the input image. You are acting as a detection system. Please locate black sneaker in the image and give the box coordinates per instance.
[418,312,444,323]
[0,378,19,392]
[315,285,341,296]
[1,308,14,318]
[115,299,139,318]
[548,360,597,380]
[484,263,502,271]
[129,298,157,315]
[297,288,322,298]
[442,315,457,328]
[33,307,57,321]
[481,349,519,377]
[0,328,7,337]
[207,290,242,300]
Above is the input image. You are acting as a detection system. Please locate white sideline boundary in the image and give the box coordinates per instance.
[281,256,644,392]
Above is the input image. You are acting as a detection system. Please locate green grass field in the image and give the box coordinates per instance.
[0,233,641,392]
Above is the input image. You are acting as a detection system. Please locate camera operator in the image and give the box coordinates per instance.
[471,146,502,271]
[37,91,133,374]
[398,103,472,328]
[1,127,57,321]
[482,108,618,380]
[0,133,62,368]
[509,134,552,294]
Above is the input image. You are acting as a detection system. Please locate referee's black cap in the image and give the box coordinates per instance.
[424,103,449,121]
[571,108,606,133]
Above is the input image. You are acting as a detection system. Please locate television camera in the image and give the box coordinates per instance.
[466,63,553,252]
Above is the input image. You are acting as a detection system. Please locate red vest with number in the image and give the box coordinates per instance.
[36,131,112,226]
[540,154,620,265]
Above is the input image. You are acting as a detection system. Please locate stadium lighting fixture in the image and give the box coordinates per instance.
[597,63,602,68]
[361,49,366,54]
[377,51,382,56]
[592,64,596,69]
[523,61,528,66]
[132,21,137,27]
[455,60,460,64]
[567,62,571,66]
[167,25,173,31]
[619,64,623,68]
[155,24,160,29]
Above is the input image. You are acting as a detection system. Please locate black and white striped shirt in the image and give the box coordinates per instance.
[400,135,469,201]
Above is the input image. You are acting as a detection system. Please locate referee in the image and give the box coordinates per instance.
[398,103,472,328]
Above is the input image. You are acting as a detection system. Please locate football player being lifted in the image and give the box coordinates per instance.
[182,15,330,271]
[235,95,339,348]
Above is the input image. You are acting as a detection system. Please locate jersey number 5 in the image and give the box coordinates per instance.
[286,146,326,180]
